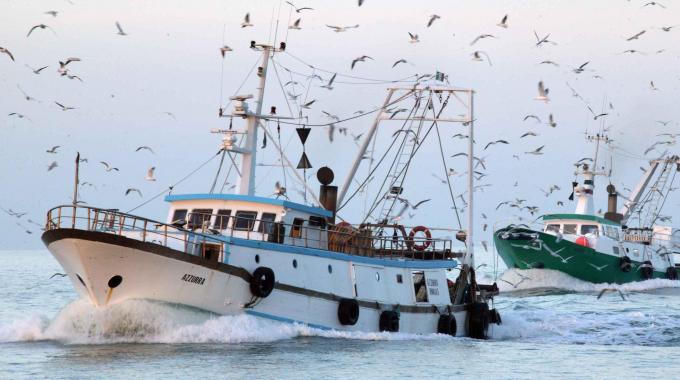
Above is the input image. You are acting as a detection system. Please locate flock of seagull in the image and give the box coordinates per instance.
[2,1,679,242]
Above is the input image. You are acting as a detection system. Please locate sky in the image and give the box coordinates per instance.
[1,0,679,249]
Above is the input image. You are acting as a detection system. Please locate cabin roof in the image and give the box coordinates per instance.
[164,193,333,217]
[542,213,619,226]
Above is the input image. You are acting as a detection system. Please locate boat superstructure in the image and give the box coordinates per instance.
[42,42,500,337]
[494,133,680,284]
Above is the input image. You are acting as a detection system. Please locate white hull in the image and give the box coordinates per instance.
[45,232,469,335]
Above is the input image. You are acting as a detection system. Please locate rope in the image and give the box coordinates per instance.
[432,94,462,230]
[126,151,222,213]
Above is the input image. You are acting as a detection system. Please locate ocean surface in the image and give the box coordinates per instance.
[2,250,680,379]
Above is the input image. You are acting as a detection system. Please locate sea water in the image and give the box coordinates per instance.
[1,250,680,379]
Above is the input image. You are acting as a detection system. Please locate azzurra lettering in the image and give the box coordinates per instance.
[181,273,206,285]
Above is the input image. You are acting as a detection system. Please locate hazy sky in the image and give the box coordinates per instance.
[1,0,679,249]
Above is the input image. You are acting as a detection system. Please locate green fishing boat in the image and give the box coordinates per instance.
[495,134,680,284]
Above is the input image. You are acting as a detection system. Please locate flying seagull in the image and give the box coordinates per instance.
[535,81,549,102]
[220,45,233,57]
[145,167,156,181]
[125,188,143,197]
[26,64,48,74]
[597,288,626,301]
[47,161,58,171]
[115,21,127,36]
[286,2,313,13]
[54,101,76,111]
[301,99,316,109]
[408,32,419,43]
[46,145,60,154]
[470,34,496,46]
[100,161,119,172]
[392,59,407,68]
[484,140,509,150]
[136,146,155,154]
[45,11,58,17]
[0,47,14,61]
[57,57,81,76]
[627,30,646,41]
[289,18,301,30]
[351,55,373,69]
[27,24,56,37]
[472,51,492,66]
[326,24,359,32]
[525,145,545,155]
[497,14,508,28]
[241,13,253,28]
[320,73,336,90]
[548,113,557,127]
[427,14,441,27]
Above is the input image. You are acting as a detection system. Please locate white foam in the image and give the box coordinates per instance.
[0,299,449,345]
[497,268,680,293]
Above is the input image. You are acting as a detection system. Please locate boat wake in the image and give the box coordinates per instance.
[0,299,450,345]
[497,268,680,294]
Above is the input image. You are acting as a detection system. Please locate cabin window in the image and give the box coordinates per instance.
[171,209,188,225]
[258,213,277,233]
[233,211,257,231]
[214,209,232,230]
[605,226,619,240]
[291,218,305,238]
[188,208,213,229]
[545,224,560,233]
[412,271,428,302]
[581,224,599,236]
[308,216,327,228]
[563,224,577,234]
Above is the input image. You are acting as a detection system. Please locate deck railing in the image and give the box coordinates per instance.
[45,205,458,261]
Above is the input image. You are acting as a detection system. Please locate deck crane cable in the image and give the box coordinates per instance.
[126,151,223,213]
[357,92,453,224]
[431,93,462,230]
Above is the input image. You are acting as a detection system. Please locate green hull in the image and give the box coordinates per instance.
[494,227,668,284]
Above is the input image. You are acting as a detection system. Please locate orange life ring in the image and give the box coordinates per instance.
[409,225,432,251]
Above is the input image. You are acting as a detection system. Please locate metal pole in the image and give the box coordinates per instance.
[337,89,395,205]
[466,91,475,268]
[72,152,80,206]
[239,46,271,196]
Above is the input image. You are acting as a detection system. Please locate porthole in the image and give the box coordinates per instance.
[108,275,123,288]
[328,264,333,273]
[293,259,298,268]
[255,254,260,263]
[375,272,380,281]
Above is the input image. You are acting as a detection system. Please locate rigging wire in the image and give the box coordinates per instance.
[336,97,420,213]
[282,51,420,83]
[263,90,415,128]
[432,93,463,230]
[274,59,419,85]
[126,151,222,213]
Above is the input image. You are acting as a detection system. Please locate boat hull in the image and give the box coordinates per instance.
[494,228,668,284]
[43,229,471,335]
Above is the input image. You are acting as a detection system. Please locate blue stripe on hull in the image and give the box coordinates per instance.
[245,310,332,330]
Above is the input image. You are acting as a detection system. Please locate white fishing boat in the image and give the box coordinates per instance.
[42,42,500,338]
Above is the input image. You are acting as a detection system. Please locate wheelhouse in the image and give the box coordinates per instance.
[542,213,621,240]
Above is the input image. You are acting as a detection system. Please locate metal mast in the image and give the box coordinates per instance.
[238,44,272,196]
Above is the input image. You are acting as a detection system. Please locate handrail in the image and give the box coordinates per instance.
[45,205,459,260]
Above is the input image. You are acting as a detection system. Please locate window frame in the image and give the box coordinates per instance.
[290,217,305,238]
[563,224,577,235]
[580,224,599,236]
[545,224,560,233]
[258,212,277,233]
[171,209,188,224]
[233,211,258,231]
[213,209,232,230]
[188,208,213,229]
